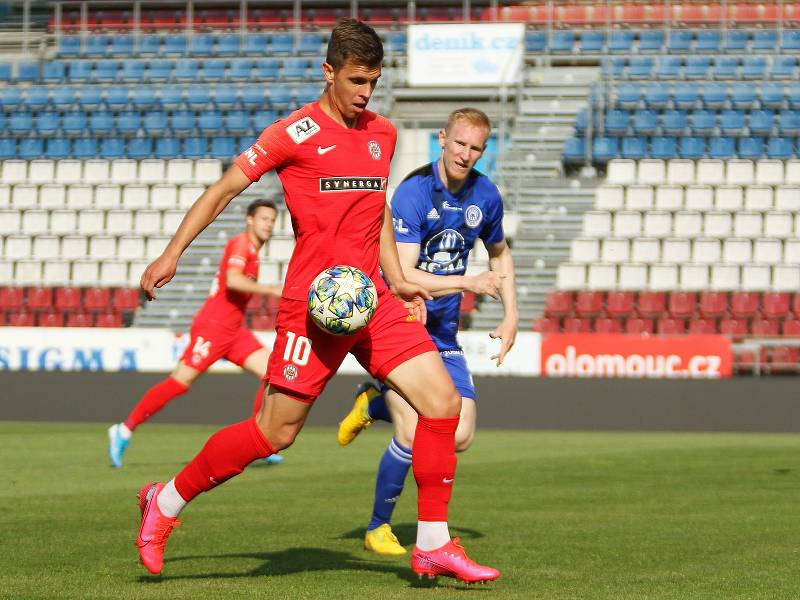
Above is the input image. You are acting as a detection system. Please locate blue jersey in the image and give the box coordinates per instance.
[391,161,505,350]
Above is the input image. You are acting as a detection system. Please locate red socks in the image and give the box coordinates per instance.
[412,415,459,521]
[174,418,275,502]
[251,380,266,417]
[124,376,189,430]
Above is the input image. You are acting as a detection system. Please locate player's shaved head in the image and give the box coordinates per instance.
[326,19,383,70]
[446,108,491,136]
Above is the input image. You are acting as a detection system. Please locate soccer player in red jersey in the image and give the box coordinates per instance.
[107,199,282,468]
[134,20,499,584]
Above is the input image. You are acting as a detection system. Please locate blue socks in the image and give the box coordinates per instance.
[367,438,412,531]
[367,386,392,423]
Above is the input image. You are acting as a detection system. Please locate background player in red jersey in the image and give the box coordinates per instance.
[134,20,499,584]
[107,199,282,468]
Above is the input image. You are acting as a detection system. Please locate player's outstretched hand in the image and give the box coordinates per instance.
[390,281,432,325]
[468,271,506,299]
[489,317,518,367]
[140,254,178,301]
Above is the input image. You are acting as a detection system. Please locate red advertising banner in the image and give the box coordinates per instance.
[541,334,732,379]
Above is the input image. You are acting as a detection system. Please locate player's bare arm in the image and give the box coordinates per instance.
[486,239,518,366]
[141,165,253,300]
[226,268,282,297]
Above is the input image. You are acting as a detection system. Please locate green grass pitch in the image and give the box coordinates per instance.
[2,421,799,599]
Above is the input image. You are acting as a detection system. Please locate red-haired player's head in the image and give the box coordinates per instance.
[245,199,278,246]
[320,19,384,128]
[437,108,492,193]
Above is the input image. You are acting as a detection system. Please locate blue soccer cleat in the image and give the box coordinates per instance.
[263,454,284,465]
[107,423,130,469]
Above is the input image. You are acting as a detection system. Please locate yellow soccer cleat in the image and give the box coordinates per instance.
[337,382,379,446]
[364,523,407,556]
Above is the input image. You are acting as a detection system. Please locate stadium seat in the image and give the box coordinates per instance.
[625,317,654,335]
[720,317,748,337]
[544,290,572,317]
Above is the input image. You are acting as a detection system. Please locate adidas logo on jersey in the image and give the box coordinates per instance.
[426,208,440,220]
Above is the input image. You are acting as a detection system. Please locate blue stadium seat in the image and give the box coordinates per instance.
[617,83,641,108]
[252,109,277,130]
[778,110,800,135]
[789,84,800,109]
[609,31,633,54]
[100,137,125,158]
[750,110,775,135]
[650,136,676,159]
[629,57,653,79]
[601,57,625,78]
[106,86,130,110]
[187,84,211,110]
[53,87,76,110]
[68,60,92,83]
[170,111,195,134]
[198,111,223,133]
[639,30,664,53]
[655,56,680,79]
[183,137,207,158]
[644,83,669,108]
[604,110,628,135]
[782,30,800,52]
[761,83,786,108]
[713,57,738,79]
[46,138,71,159]
[132,86,158,110]
[202,59,226,81]
[90,111,114,134]
[138,36,162,56]
[110,36,134,57]
[230,58,252,81]
[175,59,199,81]
[116,111,141,135]
[550,31,575,54]
[685,57,710,80]
[772,56,796,79]
[147,60,172,82]
[731,83,756,108]
[562,137,586,162]
[94,60,118,82]
[674,83,699,109]
[723,30,748,53]
[0,62,10,82]
[662,110,688,134]
[695,31,721,52]
[667,30,692,53]
[621,137,646,159]
[709,137,735,158]
[17,61,39,83]
[26,87,50,110]
[144,111,168,133]
[36,111,59,136]
[43,60,66,82]
[189,34,215,57]
[210,136,236,158]
[9,112,33,134]
[224,110,250,134]
[767,137,793,159]
[298,32,322,55]
[19,138,44,160]
[738,137,764,159]
[255,58,280,80]
[127,137,153,159]
[524,31,546,53]
[580,31,604,53]
[244,34,269,55]
[679,137,705,159]
[121,60,146,82]
[752,31,777,52]
[73,138,97,158]
[160,86,183,110]
[85,35,110,57]
[62,111,87,135]
[574,110,587,134]
[0,138,15,159]
[633,109,657,134]
[742,57,767,79]
[386,31,407,55]
[217,34,241,57]
[164,35,188,56]
[58,36,81,57]
[720,110,745,135]
[271,33,294,55]
[215,86,238,110]
[703,83,728,109]
[0,87,21,110]
[690,110,716,133]
[241,84,266,109]
[592,136,618,162]
[155,137,180,158]
[283,58,308,80]
[296,83,320,105]
[270,84,293,110]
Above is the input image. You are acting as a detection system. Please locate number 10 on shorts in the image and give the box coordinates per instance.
[283,331,311,366]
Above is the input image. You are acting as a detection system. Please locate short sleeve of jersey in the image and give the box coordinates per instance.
[234,119,297,182]
[391,177,427,243]
[226,235,250,269]
[480,183,505,245]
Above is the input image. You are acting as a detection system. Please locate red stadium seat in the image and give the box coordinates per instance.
[561,5,588,24]
[95,312,123,328]
[735,348,758,374]
[251,314,276,330]
[8,311,35,327]
[762,4,780,21]
[594,317,622,334]
[83,287,111,312]
[532,317,561,333]
[0,287,25,311]
[0,311,5,326]
[562,317,592,333]
[621,4,646,23]
[637,292,666,318]
[460,291,477,313]
[657,317,686,335]
[606,291,634,318]
[544,291,573,317]
[783,318,800,336]
[668,292,696,319]
[112,288,141,311]
[589,4,611,24]
[719,318,749,337]
[38,311,64,327]
[648,4,671,24]
[266,295,281,317]
[733,3,761,22]
[66,312,93,327]
[529,4,555,24]
[247,294,263,312]
[768,346,799,374]
[699,291,728,318]
[688,318,718,335]
[751,318,780,337]
[26,287,53,312]
[762,293,790,319]
[730,292,760,319]
[574,291,604,317]
[55,287,82,312]
[625,317,654,335]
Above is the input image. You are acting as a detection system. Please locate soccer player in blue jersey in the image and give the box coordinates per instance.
[337,107,519,555]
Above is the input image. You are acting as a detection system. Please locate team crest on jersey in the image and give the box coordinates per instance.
[285,117,320,144]
[283,364,298,381]
[367,140,382,160]
[465,205,483,228]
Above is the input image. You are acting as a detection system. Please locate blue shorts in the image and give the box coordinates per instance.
[381,348,475,401]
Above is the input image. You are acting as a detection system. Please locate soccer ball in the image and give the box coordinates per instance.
[307,265,378,335]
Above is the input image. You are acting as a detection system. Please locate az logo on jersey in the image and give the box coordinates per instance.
[285,117,321,144]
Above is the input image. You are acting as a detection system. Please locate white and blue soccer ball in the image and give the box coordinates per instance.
[307,265,378,335]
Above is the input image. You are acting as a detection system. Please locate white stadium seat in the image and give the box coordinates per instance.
[556,263,585,289]
[60,235,87,260]
[596,184,624,210]
[162,210,184,234]
[195,159,223,184]
[631,237,660,263]
[606,159,636,185]
[42,260,70,286]
[15,259,42,286]
[151,184,178,210]
[726,159,754,185]
[95,184,122,209]
[83,159,110,184]
[0,260,11,282]
[753,239,782,265]
[0,184,9,208]
[1,160,28,184]
[89,235,117,258]
[696,160,725,185]
[32,236,60,260]
[583,211,612,237]
[118,235,145,260]
[122,184,149,210]
[145,236,170,261]
[587,263,616,290]
[110,159,138,184]
[703,211,733,237]
[684,185,714,212]
[710,264,740,290]
[4,235,31,259]
[49,210,77,236]
[600,238,629,264]
[570,238,599,263]
[722,238,752,265]
[755,159,784,185]
[625,184,654,210]
[0,236,4,257]
[0,209,21,235]
[764,211,793,238]
[785,239,800,264]
[677,210,708,237]
[71,260,99,286]
[679,264,709,291]
[166,159,194,184]
[649,263,678,290]
[178,184,204,209]
[655,185,683,211]
[638,159,666,185]
[775,185,800,211]
[28,160,54,184]
[666,159,695,185]
[39,184,66,210]
[741,265,771,290]
[268,238,295,261]
[773,265,800,291]
[714,185,743,211]
[77,210,105,235]
[127,260,150,287]
[744,186,773,211]
[733,211,763,238]
[258,261,282,284]
[100,260,128,286]
[106,209,134,235]
[138,159,166,184]
[66,184,93,209]
[22,210,48,235]
[642,211,672,238]
[619,263,647,289]
[134,210,161,235]
[612,210,642,238]
[11,184,37,209]
[786,160,800,185]
[662,237,691,263]
[55,160,83,184]
[692,238,721,264]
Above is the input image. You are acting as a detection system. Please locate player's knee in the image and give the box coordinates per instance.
[396,424,415,448]
[256,419,301,451]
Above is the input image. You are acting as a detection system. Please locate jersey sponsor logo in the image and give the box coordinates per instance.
[244,147,258,167]
[419,228,466,274]
[367,140,382,160]
[283,363,298,381]
[253,143,268,156]
[406,314,417,322]
[465,204,483,228]
[426,207,440,220]
[317,144,337,155]
[319,177,387,192]
[285,116,321,144]
[393,217,410,234]
[441,200,462,212]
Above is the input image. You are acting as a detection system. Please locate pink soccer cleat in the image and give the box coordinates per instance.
[136,482,180,575]
[411,538,500,584]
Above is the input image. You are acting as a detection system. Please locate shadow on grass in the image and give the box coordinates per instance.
[338,523,486,544]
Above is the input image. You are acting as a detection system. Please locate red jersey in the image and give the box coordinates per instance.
[194,232,259,329]
[234,102,396,301]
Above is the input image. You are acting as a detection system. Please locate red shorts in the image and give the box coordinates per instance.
[264,288,436,401]
[181,323,264,372]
